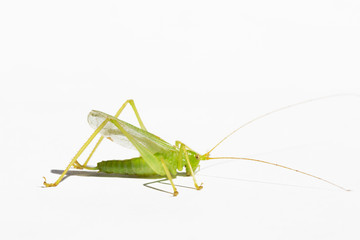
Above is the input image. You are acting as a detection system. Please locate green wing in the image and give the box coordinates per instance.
[88,110,175,153]
[88,110,175,175]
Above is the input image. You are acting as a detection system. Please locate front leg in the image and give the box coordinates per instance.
[175,141,203,190]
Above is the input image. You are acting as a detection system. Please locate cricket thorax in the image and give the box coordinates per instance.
[180,150,201,174]
[155,150,201,176]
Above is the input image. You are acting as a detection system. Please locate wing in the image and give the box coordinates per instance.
[87,110,176,154]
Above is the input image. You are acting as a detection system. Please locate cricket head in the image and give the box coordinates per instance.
[184,150,209,171]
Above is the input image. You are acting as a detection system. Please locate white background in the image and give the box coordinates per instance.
[1,1,360,239]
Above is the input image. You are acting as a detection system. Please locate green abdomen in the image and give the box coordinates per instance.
[97,157,158,176]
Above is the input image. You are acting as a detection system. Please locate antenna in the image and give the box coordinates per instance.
[206,93,359,155]
[208,156,350,191]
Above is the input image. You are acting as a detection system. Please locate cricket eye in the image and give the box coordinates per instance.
[195,154,200,160]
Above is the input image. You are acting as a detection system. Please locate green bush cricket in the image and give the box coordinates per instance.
[43,96,353,196]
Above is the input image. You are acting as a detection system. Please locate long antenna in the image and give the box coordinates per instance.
[208,156,350,191]
[206,93,359,155]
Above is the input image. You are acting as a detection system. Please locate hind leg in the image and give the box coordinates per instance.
[43,118,110,187]
[74,99,147,169]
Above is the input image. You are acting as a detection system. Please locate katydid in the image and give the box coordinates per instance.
[43,96,354,196]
